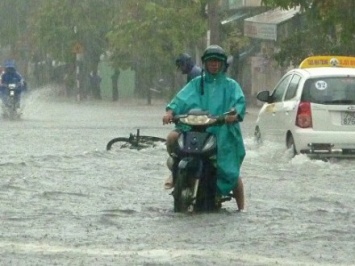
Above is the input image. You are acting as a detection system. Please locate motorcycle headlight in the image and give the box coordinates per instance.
[202,135,216,152]
[10,90,15,96]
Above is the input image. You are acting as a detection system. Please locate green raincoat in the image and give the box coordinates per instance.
[166,71,246,195]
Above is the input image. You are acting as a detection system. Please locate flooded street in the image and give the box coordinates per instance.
[1,87,354,266]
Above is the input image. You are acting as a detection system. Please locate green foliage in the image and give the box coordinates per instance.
[106,0,206,99]
[25,0,206,96]
[107,0,206,71]
[0,0,208,100]
[0,0,35,52]
[31,0,114,64]
[221,20,250,56]
[262,0,355,66]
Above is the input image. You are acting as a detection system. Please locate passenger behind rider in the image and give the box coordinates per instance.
[163,45,246,212]
[0,60,26,107]
[175,53,202,83]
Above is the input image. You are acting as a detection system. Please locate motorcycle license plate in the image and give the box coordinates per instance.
[341,112,355,125]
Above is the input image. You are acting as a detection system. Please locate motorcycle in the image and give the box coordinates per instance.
[169,109,237,213]
[1,83,22,120]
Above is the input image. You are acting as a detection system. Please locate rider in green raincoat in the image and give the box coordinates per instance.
[163,45,246,210]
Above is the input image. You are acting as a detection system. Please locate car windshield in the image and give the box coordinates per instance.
[302,77,355,104]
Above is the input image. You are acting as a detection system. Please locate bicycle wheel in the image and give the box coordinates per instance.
[134,136,166,146]
[129,136,166,150]
[106,137,132,151]
[137,136,166,142]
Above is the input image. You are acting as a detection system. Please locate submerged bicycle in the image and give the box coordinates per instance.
[106,129,166,150]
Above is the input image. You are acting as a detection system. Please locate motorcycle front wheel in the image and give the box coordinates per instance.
[4,98,18,120]
[173,170,193,213]
[8,108,17,120]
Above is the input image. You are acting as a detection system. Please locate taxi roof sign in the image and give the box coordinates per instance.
[299,56,355,69]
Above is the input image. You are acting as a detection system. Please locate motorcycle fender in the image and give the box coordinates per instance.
[177,158,190,170]
[177,157,199,170]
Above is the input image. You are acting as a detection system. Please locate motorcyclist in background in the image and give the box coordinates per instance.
[0,59,27,108]
[175,53,202,83]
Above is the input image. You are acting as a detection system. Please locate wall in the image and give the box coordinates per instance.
[250,41,286,105]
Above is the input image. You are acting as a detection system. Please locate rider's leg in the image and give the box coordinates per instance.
[166,130,180,154]
[233,177,245,211]
[164,130,180,189]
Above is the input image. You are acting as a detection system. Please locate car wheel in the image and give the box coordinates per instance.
[254,126,262,144]
[286,134,297,157]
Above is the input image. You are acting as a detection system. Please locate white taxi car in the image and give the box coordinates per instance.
[255,55,355,158]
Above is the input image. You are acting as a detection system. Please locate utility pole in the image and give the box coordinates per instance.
[207,0,221,46]
[73,26,84,101]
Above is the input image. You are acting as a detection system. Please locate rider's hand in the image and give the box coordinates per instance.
[163,110,174,125]
[224,108,238,124]
[225,114,238,123]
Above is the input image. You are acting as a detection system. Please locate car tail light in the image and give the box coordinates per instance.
[296,101,312,128]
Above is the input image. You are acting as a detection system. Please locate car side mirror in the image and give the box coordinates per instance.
[256,90,272,103]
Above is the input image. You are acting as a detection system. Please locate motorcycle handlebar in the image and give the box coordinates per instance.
[1,83,21,88]
[223,108,236,116]
[172,109,240,125]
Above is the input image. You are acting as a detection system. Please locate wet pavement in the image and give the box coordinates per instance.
[0,87,354,265]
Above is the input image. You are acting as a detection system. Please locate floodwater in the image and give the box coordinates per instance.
[1,87,354,266]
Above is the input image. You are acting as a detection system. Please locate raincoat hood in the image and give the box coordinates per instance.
[4,59,16,69]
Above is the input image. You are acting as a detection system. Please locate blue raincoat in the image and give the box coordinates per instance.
[0,67,26,105]
[166,71,246,195]
[186,65,202,83]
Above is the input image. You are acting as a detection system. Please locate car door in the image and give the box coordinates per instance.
[279,74,302,135]
[258,73,292,140]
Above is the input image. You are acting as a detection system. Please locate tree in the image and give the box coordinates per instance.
[31,0,115,66]
[262,0,355,66]
[0,0,32,53]
[30,0,116,92]
[107,0,206,103]
[1,0,208,101]
[0,0,40,76]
